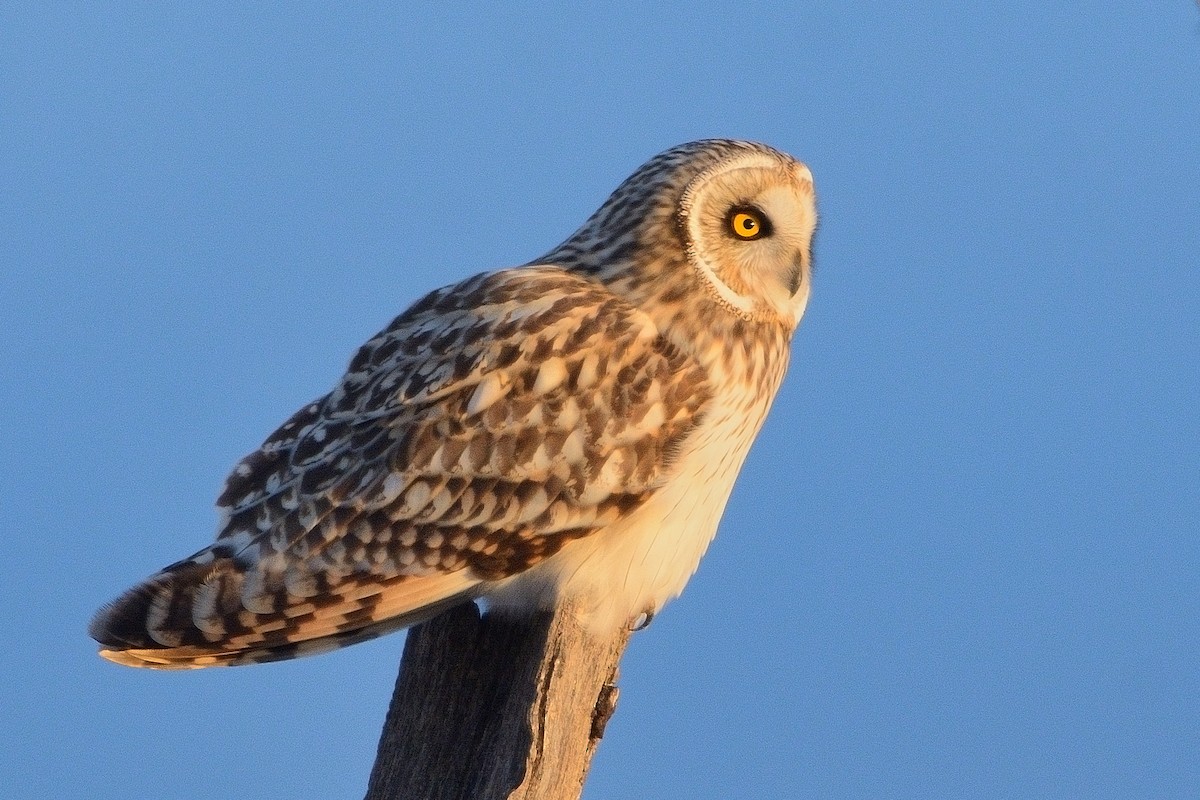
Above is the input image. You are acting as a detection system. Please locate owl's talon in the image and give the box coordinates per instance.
[630,610,656,631]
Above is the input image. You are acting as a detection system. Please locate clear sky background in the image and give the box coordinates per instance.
[2,5,1197,799]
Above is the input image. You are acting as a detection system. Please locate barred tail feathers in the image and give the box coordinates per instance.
[89,552,480,669]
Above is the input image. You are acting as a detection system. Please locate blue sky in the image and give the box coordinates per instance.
[2,5,1197,798]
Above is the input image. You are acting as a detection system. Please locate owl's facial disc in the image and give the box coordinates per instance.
[680,154,817,326]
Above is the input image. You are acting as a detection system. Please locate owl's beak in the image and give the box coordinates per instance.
[788,251,806,296]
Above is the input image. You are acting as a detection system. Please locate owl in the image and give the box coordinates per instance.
[90,139,818,668]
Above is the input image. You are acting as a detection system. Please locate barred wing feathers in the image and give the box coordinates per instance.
[90,267,711,668]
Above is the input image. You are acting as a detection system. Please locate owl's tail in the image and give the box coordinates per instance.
[89,551,481,669]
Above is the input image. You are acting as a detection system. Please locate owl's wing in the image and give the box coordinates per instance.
[91,266,711,667]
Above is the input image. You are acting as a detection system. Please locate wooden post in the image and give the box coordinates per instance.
[364,599,631,800]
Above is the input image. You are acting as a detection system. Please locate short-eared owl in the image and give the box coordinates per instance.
[91,139,818,668]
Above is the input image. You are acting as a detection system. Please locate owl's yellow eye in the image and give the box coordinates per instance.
[727,206,771,240]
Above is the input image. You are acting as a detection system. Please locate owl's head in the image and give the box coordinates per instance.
[676,144,817,327]
[550,140,818,331]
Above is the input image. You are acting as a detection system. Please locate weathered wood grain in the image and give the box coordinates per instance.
[365,599,631,800]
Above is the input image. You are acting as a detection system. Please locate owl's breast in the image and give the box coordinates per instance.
[486,352,786,631]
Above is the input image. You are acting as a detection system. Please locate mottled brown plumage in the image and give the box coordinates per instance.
[91,139,817,668]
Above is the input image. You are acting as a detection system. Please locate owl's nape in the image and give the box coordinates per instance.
[91,140,816,668]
